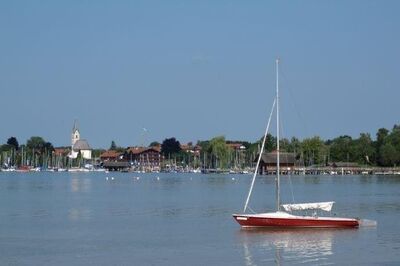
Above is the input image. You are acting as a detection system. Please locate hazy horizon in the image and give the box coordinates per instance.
[1,1,399,148]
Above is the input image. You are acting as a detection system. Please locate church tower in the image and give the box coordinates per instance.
[71,120,80,146]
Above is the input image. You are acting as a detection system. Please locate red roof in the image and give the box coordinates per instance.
[180,144,193,151]
[126,147,146,155]
[100,150,123,159]
[53,148,69,156]
[127,146,160,154]
[227,143,245,150]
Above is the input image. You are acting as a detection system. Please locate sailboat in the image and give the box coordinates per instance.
[233,59,359,228]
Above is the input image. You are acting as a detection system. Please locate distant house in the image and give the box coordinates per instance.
[180,144,192,152]
[258,150,296,174]
[125,146,162,168]
[227,143,246,151]
[100,150,124,162]
[68,121,92,160]
[53,147,70,157]
[193,145,202,156]
[180,143,201,156]
[103,161,130,171]
[227,143,246,169]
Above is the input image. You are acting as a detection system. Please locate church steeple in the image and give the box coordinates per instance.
[71,119,80,146]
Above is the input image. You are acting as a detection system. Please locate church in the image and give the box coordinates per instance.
[68,120,92,160]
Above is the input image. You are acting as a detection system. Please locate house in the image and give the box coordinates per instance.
[180,143,192,153]
[100,150,124,162]
[125,146,162,168]
[103,161,130,171]
[227,143,246,151]
[258,150,296,174]
[227,143,246,169]
[180,143,201,156]
[53,147,70,157]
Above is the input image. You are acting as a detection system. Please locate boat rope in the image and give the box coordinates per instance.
[288,171,295,204]
[247,206,257,214]
[279,64,310,137]
[278,99,296,205]
[243,97,276,213]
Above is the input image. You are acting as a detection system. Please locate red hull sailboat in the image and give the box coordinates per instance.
[233,212,359,228]
[233,59,359,229]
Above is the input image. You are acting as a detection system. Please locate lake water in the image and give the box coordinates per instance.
[0,172,399,265]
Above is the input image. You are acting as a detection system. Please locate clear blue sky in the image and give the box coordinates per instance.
[1,1,399,148]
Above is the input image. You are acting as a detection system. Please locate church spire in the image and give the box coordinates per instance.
[71,119,80,146]
[72,119,79,133]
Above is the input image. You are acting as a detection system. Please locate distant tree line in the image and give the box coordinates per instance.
[2,124,400,169]
[158,124,400,169]
[0,136,100,169]
[0,136,55,168]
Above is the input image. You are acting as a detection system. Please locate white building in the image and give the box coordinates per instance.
[68,120,92,160]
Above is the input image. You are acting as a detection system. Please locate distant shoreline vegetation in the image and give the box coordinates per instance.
[1,124,399,169]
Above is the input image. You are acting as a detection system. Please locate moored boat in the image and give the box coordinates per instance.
[233,59,359,229]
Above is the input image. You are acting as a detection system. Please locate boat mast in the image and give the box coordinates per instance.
[276,58,281,211]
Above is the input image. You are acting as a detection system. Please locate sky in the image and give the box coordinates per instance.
[0,1,399,148]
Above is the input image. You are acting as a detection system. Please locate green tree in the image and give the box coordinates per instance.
[380,142,398,166]
[44,142,54,152]
[110,141,117,150]
[376,128,389,165]
[264,134,276,152]
[329,135,354,163]
[149,141,160,147]
[208,136,231,169]
[289,137,302,160]
[161,138,181,157]
[389,124,400,150]
[376,128,389,147]
[0,144,13,152]
[26,136,46,152]
[301,136,326,166]
[7,137,19,150]
[353,133,375,164]
[378,124,400,166]
[279,138,291,152]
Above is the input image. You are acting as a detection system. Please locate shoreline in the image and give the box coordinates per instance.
[1,167,400,176]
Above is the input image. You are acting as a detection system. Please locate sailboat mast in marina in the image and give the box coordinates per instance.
[233,59,359,228]
[276,58,281,212]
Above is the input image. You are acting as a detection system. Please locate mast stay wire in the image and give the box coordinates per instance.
[279,65,310,139]
[278,63,297,205]
[279,107,296,205]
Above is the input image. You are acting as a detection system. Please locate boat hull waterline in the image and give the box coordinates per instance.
[233,212,359,228]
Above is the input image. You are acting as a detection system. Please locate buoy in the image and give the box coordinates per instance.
[156,176,160,180]
[232,177,235,181]
[111,177,115,180]
[106,177,109,181]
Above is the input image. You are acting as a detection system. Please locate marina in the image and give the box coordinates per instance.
[2,165,400,176]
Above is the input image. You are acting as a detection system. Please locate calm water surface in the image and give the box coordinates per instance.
[0,172,399,265]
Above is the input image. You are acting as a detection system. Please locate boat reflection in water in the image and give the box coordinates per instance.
[237,228,358,265]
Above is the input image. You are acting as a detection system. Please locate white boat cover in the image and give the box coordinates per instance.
[281,201,335,212]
